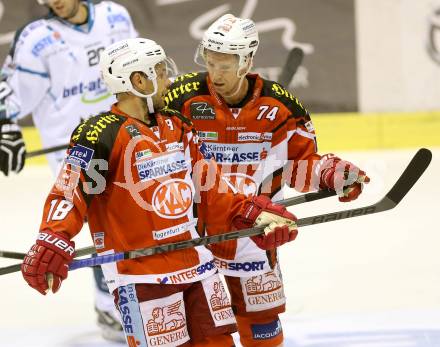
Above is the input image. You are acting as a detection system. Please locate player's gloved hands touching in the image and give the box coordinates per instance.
[232,195,298,250]
[0,118,26,176]
[319,154,370,202]
[21,230,75,295]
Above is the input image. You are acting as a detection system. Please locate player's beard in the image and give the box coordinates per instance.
[59,0,83,21]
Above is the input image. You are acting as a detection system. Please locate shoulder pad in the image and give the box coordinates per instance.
[164,72,209,110]
[261,78,309,117]
[160,107,193,126]
[71,112,125,145]
[9,18,49,58]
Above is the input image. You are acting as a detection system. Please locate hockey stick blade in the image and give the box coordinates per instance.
[0,149,430,275]
[278,47,304,87]
[296,148,432,227]
[0,190,337,261]
[26,143,69,159]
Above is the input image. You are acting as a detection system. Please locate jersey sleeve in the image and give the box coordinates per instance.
[285,97,322,192]
[39,113,125,239]
[1,24,51,120]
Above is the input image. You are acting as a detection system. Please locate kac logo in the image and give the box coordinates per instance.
[152,179,193,219]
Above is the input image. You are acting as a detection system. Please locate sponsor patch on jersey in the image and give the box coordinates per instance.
[226,126,246,131]
[166,260,216,284]
[214,259,266,272]
[54,164,81,201]
[251,319,282,340]
[125,124,142,138]
[165,141,184,152]
[202,276,236,327]
[93,232,105,250]
[197,131,218,141]
[204,142,270,164]
[190,102,216,120]
[198,142,211,160]
[136,151,187,182]
[305,120,315,132]
[135,149,152,160]
[241,268,286,312]
[31,31,62,57]
[66,144,94,170]
[140,292,190,346]
[153,221,196,240]
[237,132,272,142]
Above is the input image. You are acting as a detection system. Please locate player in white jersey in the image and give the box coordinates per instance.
[0,0,137,341]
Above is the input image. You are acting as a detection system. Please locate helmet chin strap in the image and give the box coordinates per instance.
[146,96,155,114]
[130,79,158,115]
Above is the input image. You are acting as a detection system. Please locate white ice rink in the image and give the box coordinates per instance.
[0,148,439,347]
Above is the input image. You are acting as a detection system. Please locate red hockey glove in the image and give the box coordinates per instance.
[232,195,298,250]
[21,230,75,295]
[319,154,370,202]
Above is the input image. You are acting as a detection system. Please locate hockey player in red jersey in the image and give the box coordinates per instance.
[0,0,138,340]
[20,38,299,347]
[165,14,370,347]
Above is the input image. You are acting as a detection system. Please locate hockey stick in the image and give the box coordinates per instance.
[26,143,68,159]
[278,47,304,87]
[0,189,337,261]
[0,148,431,275]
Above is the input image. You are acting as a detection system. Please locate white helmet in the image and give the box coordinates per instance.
[196,14,259,70]
[100,38,169,98]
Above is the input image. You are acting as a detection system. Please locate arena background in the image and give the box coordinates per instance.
[0,0,439,158]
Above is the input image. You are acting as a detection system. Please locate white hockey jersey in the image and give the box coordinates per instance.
[1,0,137,172]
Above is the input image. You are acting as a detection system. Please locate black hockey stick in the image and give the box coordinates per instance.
[0,189,337,261]
[278,47,304,87]
[26,144,69,159]
[0,148,430,275]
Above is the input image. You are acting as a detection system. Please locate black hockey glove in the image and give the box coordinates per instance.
[0,119,26,176]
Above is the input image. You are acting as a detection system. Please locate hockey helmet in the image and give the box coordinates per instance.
[99,38,176,99]
[196,14,259,70]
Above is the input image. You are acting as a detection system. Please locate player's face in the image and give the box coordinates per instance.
[45,0,81,20]
[204,50,242,97]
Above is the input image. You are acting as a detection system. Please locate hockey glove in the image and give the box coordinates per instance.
[319,154,370,202]
[0,119,26,176]
[22,230,75,295]
[232,195,298,250]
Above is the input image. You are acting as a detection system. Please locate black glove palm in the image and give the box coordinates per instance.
[0,119,26,176]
